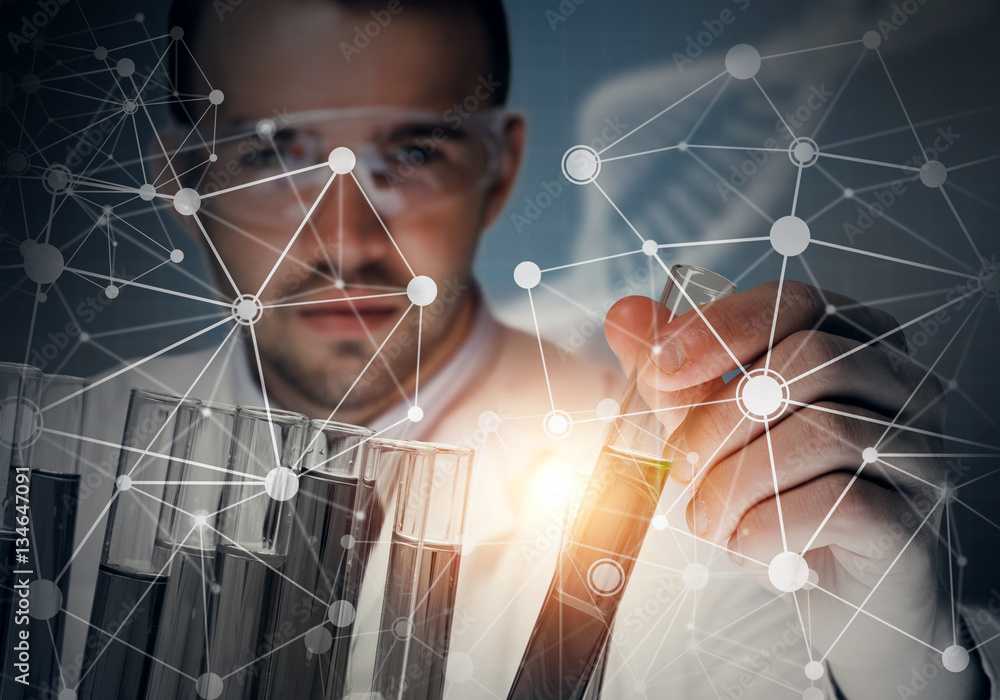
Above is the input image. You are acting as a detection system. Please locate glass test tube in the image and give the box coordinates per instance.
[334,437,414,700]
[1,374,87,698]
[146,401,237,700]
[373,441,474,700]
[266,419,374,700]
[508,264,737,700]
[206,406,309,700]
[79,389,202,700]
[0,363,42,688]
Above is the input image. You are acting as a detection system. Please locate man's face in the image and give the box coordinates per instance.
[179,0,521,419]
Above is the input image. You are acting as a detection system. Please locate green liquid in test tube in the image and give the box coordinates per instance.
[508,264,737,700]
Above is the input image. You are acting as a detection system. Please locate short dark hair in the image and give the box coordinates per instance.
[166,0,511,123]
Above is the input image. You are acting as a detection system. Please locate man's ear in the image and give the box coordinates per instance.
[480,112,526,232]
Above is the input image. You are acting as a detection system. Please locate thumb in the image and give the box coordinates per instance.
[604,296,658,376]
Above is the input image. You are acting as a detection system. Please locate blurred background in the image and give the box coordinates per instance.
[2,0,999,609]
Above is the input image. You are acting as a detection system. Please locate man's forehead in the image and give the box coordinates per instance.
[192,0,492,123]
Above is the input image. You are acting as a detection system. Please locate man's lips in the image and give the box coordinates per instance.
[295,298,402,335]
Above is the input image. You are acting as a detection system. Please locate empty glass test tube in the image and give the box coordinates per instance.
[373,441,473,700]
[79,389,201,700]
[206,406,309,700]
[146,401,237,700]
[508,264,737,700]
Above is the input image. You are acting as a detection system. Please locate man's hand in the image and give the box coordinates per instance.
[605,279,988,699]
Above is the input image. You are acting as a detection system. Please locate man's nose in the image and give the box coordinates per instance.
[304,172,392,277]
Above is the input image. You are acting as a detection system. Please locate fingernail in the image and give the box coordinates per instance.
[687,494,709,536]
[728,531,743,567]
[651,338,687,374]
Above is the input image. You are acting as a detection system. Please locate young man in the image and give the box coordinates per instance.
[67,0,993,697]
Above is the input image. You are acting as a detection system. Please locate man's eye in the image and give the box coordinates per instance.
[386,142,442,168]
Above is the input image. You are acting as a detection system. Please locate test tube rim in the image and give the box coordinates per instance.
[668,263,738,297]
[310,417,376,440]
[128,386,202,410]
[235,404,309,426]
[0,360,43,379]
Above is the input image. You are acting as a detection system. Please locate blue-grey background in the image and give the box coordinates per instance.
[2,0,1000,605]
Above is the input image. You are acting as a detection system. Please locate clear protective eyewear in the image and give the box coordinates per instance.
[183,106,510,220]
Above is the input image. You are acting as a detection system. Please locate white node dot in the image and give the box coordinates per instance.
[328,599,356,627]
[116,475,132,491]
[94,46,108,60]
[562,145,601,185]
[340,534,355,550]
[789,137,820,167]
[169,26,184,40]
[328,146,356,174]
[682,562,710,590]
[652,514,668,531]
[333,278,346,290]
[725,44,761,80]
[123,99,137,114]
[58,691,77,700]
[265,467,298,501]
[460,534,477,556]
[21,75,40,95]
[406,275,437,306]
[79,332,90,343]
[173,188,202,216]
[805,660,824,680]
[740,372,786,419]
[768,551,810,592]
[208,89,224,105]
[28,580,62,620]
[513,261,541,289]
[862,447,879,464]
[135,13,145,23]
[980,264,1000,297]
[803,688,824,700]
[116,58,135,77]
[478,410,501,432]
[256,118,276,137]
[170,249,184,263]
[642,239,659,256]
[105,284,119,299]
[193,513,208,528]
[678,141,688,152]
[208,153,218,162]
[446,651,475,684]
[303,625,333,654]
[37,292,47,303]
[686,451,699,465]
[596,398,620,422]
[770,215,811,257]
[843,188,854,199]
[232,295,263,325]
[825,304,837,315]
[543,409,572,440]
[138,183,156,201]
[862,30,882,49]
[588,559,625,595]
[23,243,64,284]
[920,160,947,188]
[407,406,424,423]
[943,645,970,673]
[195,672,223,700]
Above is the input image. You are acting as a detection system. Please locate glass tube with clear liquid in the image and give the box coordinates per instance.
[1,374,87,698]
[78,388,202,700]
[206,406,309,700]
[508,264,737,700]
[146,401,237,700]
[266,418,373,700]
[372,441,473,700]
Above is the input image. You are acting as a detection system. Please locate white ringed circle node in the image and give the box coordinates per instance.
[736,369,789,422]
[562,145,601,185]
[543,409,573,440]
[588,559,626,596]
[232,295,264,326]
[789,137,820,167]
